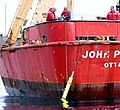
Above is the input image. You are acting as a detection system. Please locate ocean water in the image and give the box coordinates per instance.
[1,78,120,110]
[1,96,120,110]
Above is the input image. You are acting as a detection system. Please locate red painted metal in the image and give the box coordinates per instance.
[1,21,120,99]
[76,21,117,36]
[2,42,120,84]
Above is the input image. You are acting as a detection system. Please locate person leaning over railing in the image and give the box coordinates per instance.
[61,7,71,20]
[106,6,119,20]
[46,8,57,21]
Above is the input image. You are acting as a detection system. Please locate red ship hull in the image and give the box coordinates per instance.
[1,21,120,100]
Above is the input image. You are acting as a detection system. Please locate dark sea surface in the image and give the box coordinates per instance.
[0,95,120,110]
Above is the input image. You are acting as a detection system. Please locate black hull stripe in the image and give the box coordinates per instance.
[2,77,120,100]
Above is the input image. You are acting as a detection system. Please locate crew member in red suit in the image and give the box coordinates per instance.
[46,8,57,21]
[106,6,119,20]
[61,7,71,20]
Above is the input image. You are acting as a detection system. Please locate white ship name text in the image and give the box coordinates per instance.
[82,50,120,59]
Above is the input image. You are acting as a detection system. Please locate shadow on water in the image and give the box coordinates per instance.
[1,96,120,109]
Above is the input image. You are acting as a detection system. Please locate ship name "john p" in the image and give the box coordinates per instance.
[82,51,109,59]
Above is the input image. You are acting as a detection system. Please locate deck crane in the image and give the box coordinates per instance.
[67,0,73,13]
[6,0,34,46]
[5,0,73,47]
